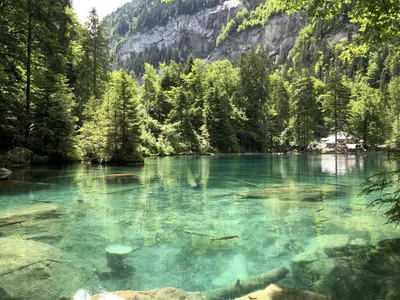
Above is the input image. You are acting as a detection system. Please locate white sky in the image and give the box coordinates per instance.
[72,0,132,23]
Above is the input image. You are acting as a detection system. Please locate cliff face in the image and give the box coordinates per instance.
[115,0,246,62]
[109,0,306,69]
[209,13,306,62]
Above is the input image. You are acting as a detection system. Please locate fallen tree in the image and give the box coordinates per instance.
[203,266,289,299]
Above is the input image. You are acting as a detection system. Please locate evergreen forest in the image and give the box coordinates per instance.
[1,0,400,165]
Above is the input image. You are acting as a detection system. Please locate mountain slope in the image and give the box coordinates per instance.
[105,0,351,76]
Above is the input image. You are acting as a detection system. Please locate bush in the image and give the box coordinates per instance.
[32,155,49,165]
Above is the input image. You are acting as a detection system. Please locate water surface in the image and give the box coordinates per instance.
[0,154,398,299]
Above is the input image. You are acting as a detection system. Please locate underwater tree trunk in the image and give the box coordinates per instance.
[203,266,289,299]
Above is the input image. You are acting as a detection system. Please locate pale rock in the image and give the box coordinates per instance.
[292,248,329,264]
[235,284,330,300]
[90,287,203,300]
[308,234,352,250]
[0,238,81,300]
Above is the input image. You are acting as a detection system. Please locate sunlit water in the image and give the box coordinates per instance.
[1,154,399,299]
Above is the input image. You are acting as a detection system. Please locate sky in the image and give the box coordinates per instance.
[72,0,131,23]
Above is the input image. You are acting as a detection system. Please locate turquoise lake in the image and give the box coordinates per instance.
[0,154,399,299]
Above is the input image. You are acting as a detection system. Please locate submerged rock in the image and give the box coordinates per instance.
[236,284,329,300]
[292,235,352,265]
[0,238,81,300]
[292,237,400,300]
[0,203,58,227]
[90,287,203,300]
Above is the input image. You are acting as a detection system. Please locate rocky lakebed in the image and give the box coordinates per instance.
[0,199,399,300]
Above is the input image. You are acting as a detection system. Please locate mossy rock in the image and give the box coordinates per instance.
[5,147,33,166]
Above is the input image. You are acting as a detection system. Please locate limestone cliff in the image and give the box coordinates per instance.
[116,0,246,62]
[106,0,331,73]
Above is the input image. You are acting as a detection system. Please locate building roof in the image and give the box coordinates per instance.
[320,132,353,144]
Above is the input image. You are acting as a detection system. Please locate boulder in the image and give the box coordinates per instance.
[5,147,33,166]
[0,168,11,180]
[91,287,204,300]
[236,284,330,300]
[0,203,58,227]
[0,238,81,300]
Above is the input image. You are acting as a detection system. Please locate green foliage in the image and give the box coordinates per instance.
[361,166,400,225]
[238,46,272,151]
[29,75,78,160]
[202,60,242,152]
[79,70,142,163]
[275,0,400,54]
[388,76,400,147]
[78,97,110,162]
[216,8,249,46]
[81,8,109,101]
[0,0,398,165]
[269,72,290,148]
[289,70,319,147]
[237,0,279,33]
[318,69,351,141]
[32,155,49,165]
[347,76,389,147]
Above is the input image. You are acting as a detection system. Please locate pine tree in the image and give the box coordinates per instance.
[290,70,319,149]
[82,8,109,100]
[103,70,142,163]
[319,69,351,147]
[237,46,271,152]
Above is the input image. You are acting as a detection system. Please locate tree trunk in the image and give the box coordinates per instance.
[334,93,338,150]
[25,0,33,139]
[203,266,289,299]
[93,25,97,99]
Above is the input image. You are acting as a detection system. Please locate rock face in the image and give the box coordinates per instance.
[117,0,245,62]
[0,238,80,300]
[91,287,204,300]
[210,12,307,62]
[115,0,306,64]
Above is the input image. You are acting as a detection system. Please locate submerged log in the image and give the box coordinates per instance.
[203,266,289,299]
[104,173,137,179]
[0,203,58,227]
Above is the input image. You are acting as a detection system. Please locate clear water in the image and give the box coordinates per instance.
[1,154,399,299]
